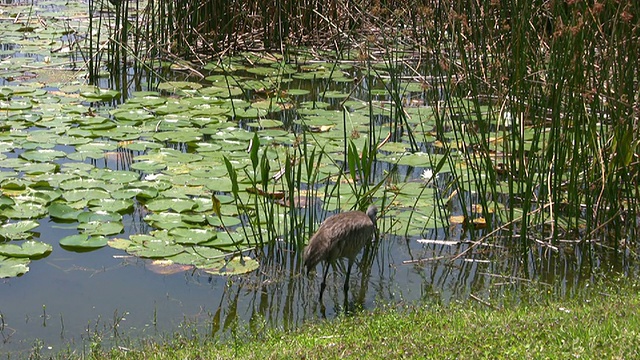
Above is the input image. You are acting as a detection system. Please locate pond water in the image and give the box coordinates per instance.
[0,1,631,357]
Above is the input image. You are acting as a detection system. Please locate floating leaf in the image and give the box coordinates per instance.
[87,198,134,213]
[200,231,245,249]
[19,149,66,162]
[48,202,83,220]
[127,239,184,259]
[80,88,121,101]
[63,188,111,202]
[77,211,122,223]
[0,101,32,111]
[206,215,242,227]
[168,246,225,268]
[146,259,193,275]
[0,220,39,240]
[18,162,60,175]
[146,198,197,213]
[245,119,283,129]
[108,238,132,250]
[0,240,52,258]
[77,221,124,236]
[202,256,259,275]
[286,89,310,96]
[169,228,216,245]
[111,186,159,200]
[1,202,48,219]
[0,256,30,278]
[60,234,109,249]
[157,81,202,91]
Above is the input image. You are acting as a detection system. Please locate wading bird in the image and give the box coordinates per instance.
[303,205,378,301]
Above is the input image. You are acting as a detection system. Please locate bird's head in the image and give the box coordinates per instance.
[366,205,378,226]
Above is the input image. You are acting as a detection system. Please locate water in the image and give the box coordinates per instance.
[0,215,604,356]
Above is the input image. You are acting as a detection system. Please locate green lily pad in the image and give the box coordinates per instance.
[202,256,259,275]
[206,215,242,227]
[107,238,132,251]
[17,162,60,175]
[167,251,225,268]
[1,202,48,219]
[87,198,134,213]
[0,256,30,278]
[63,188,112,202]
[60,234,109,249]
[157,81,202,91]
[146,198,197,213]
[98,170,141,184]
[77,211,123,223]
[0,220,39,240]
[169,228,216,245]
[19,149,67,162]
[127,238,185,259]
[49,202,83,220]
[0,240,52,258]
[286,89,310,96]
[245,119,283,129]
[0,101,32,111]
[130,160,167,173]
[80,88,121,101]
[77,221,124,236]
[59,178,110,191]
[0,195,15,208]
[111,186,159,200]
[200,231,245,249]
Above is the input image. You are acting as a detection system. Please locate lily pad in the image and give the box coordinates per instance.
[107,237,132,251]
[80,88,121,101]
[1,202,48,220]
[60,234,109,249]
[169,228,216,245]
[0,240,52,258]
[87,198,134,213]
[0,256,30,278]
[0,220,40,240]
[127,239,185,259]
[19,149,67,162]
[77,221,124,236]
[202,256,259,275]
[49,202,83,220]
[77,211,123,223]
[146,198,197,213]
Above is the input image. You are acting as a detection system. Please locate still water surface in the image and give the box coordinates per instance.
[0,212,602,356]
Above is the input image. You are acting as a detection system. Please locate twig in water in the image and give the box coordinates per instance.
[470,293,495,309]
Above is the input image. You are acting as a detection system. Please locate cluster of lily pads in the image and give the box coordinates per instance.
[0,0,486,279]
[1,0,527,280]
[0,49,465,278]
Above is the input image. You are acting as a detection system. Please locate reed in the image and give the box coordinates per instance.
[90,0,639,249]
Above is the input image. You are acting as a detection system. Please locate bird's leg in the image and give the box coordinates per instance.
[344,259,353,295]
[342,259,354,313]
[319,263,330,301]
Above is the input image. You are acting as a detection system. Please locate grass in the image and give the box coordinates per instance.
[68,278,640,359]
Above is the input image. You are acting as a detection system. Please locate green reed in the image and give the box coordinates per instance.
[431,0,639,248]
[88,0,639,251]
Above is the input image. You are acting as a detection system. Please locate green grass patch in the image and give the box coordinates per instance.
[77,279,640,359]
